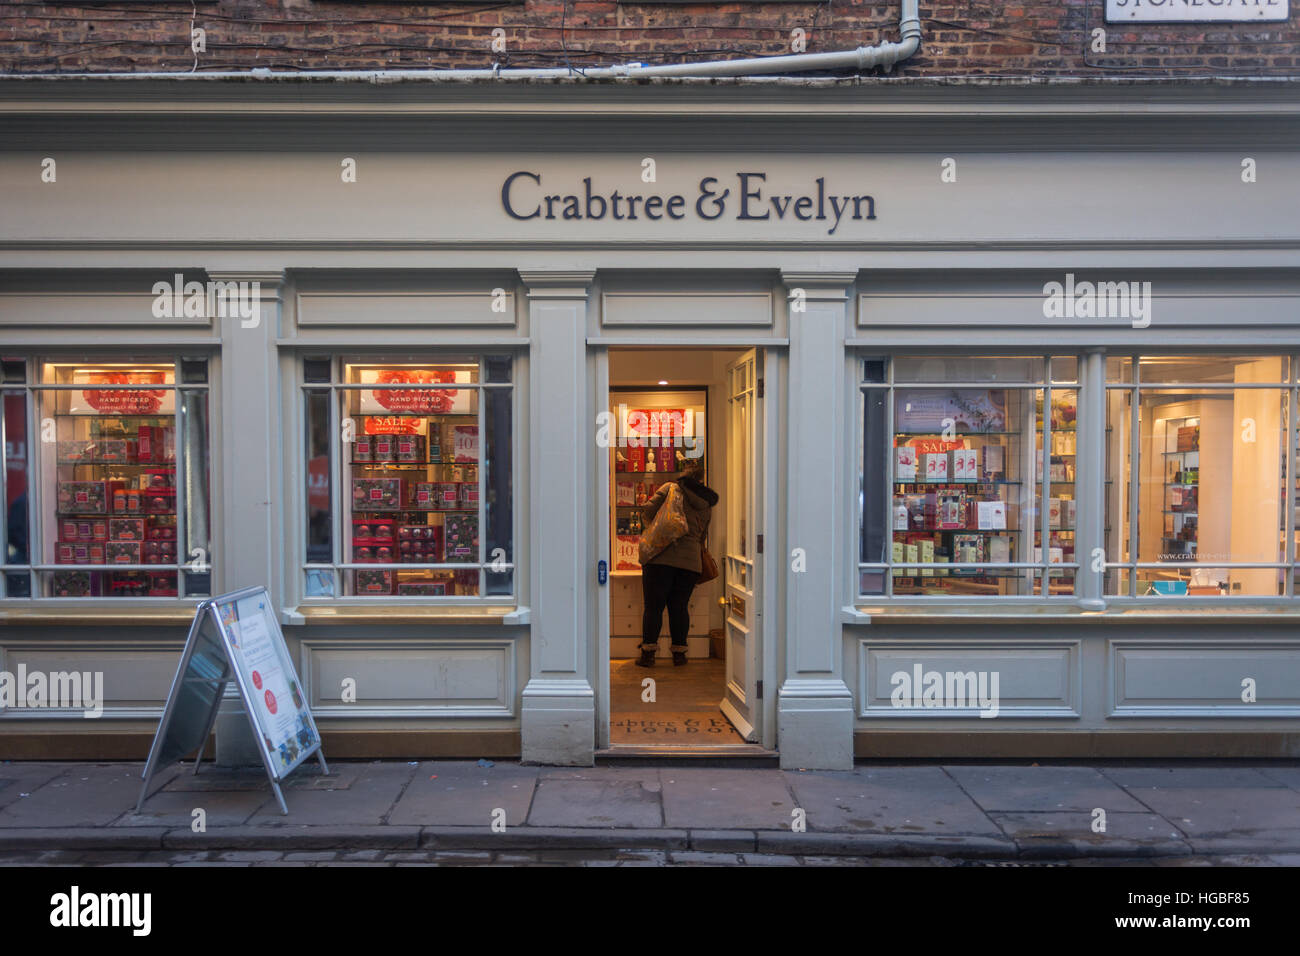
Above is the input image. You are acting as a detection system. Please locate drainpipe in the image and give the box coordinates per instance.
[13,0,920,81]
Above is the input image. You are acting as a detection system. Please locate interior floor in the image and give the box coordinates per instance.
[609,658,746,746]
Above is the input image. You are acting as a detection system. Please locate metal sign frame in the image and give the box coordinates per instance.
[137,585,328,816]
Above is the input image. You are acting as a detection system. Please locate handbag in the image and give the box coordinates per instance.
[697,542,719,584]
[638,482,689,565]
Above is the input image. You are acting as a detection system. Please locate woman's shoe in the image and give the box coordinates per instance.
[672,651,688,666]
[635,649,656,667]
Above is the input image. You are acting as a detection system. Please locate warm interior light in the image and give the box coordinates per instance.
[658,380,668,385]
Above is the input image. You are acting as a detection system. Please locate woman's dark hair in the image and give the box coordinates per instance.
[679,458,706,483]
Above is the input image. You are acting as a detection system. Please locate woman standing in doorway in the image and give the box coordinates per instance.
[637,459,718,667]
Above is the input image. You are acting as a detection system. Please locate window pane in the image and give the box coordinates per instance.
[485,355,512,384]
[484,381,513,596]
[36,359,195,599]
[1139,355,1289,386]
[1133,373,1287,598]
[181,388,211,598]
[1051,357,1078,384]
[4,389,31,597]
[305,389,332,566]
[1106,357,1134,384]
[1035,389,1077,596]
[893,355,1043,383]
[861,385,888,587]
[1104,387,1134,596]
[342,359,482,598]
[891,387,1031,596]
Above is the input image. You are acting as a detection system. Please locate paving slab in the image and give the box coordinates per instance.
[991,811,1190,857]
[757,830,1015,858]
[246,761,414,825]
[0,764,147,827]
[527,775,663,828]
[0,763,81,811]
[116,789,270,827]
[1100,766,1286,791]
[388,760,537,827]
[1119,786,1300,837]
[1186,832,1300,855]
[785,767,1001,836]
[420,825,689,850]
[661,768,795,829]
[1259,767,1300,791]
[944,765,1147,813]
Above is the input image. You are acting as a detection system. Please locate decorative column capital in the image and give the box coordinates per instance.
[519,270,597,299]
[779,271,857,302]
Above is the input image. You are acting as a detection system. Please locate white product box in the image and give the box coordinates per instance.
[922,453,949,483]
[893,502,909,531]
[895,446,918,482]
[904,543,919,572]
[1048,497,1062,529]
[977,500,1007,530]
[919,539,934,576]
[987,536,1011,564]
[1065,498,1076,529]
[1033,546,1065,564]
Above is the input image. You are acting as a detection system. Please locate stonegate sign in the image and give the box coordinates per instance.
[501,170,878,235]
[1105,0,1288,22]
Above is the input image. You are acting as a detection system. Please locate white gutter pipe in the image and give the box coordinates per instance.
[9,0,920,81]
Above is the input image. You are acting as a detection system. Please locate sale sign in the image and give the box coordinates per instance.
[358,368,475,415]
[69,371,174,416]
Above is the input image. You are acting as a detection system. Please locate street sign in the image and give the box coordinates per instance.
[137,585,327,815]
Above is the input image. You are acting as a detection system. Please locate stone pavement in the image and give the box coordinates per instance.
[1,759,1299,865]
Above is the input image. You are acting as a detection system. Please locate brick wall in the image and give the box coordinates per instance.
[0,1,1295,76]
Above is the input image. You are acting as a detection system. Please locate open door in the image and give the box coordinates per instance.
[719,348,761,741]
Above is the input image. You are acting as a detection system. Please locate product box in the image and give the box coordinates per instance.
[60,518,79,540]
[1034,546,1065,565]
[57,481,107,514]
[109,518,145,541]
[397,581,447,596]
[954,533,984,565]
[891,540,905,564]
[353,437,374,462]
[98,440,130,463]
[443,514,479,562]
[354,569,393,594]
[148,572,178,597]
[894,446,918,482]
[1048,497,1062,529]
[459,483,480,509]
[936,492,965,530]
[893,501,909,532]
[982,444,1005,480]
[1065,499,1076,529]
[106,541,141,565]
[412,483,437,510]
[352,478,403,511]
[656,447,675,472]
[371,436,396,462]
[904,543,919,572]
[55,542,76,564]
[919,538,935,576]
[144,490,174,514]
[977,500,1007,530]
[52,570,94,597]
[57,440,93,462]
[921,453,949,483]
[627,446,646,473]
[395,435,424,463]
[1176,425,1199,452]
[987,535,1011,564]
[950,449,979,482]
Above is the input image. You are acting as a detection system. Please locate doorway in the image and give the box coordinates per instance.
[599,346,767,752]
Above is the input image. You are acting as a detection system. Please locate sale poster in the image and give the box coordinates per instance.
[615,535,641,571]
[68,370,175,416]
[894,389,1007,434]
[358,368,475,415]
[217,593,317,774]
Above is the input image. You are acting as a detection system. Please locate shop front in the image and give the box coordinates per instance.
[1,78,1298,767]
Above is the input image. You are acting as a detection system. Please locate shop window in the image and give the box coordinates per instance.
[859,355,1079,598]
[1105,355,1292,598]
[0,356,213,600]
[301,355,514,601]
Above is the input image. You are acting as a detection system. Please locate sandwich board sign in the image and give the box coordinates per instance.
[137,585,327,815]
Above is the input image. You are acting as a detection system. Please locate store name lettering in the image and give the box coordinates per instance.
[501,172,876,235]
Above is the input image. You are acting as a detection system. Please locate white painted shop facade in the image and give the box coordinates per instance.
[1,78,1299,767]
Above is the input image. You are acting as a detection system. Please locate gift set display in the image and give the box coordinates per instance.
[45,373,181,598]
[345,376,481,596]
[1161,417,1200,562]
[891,389,1077,596]
[608,389,707,573]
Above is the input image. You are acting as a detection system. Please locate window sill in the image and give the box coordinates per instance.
[845,603,1300,624]
[286,604,529,626]
[0,604,203,626]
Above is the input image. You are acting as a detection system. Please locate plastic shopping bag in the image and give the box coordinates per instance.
[638,482,688,565]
